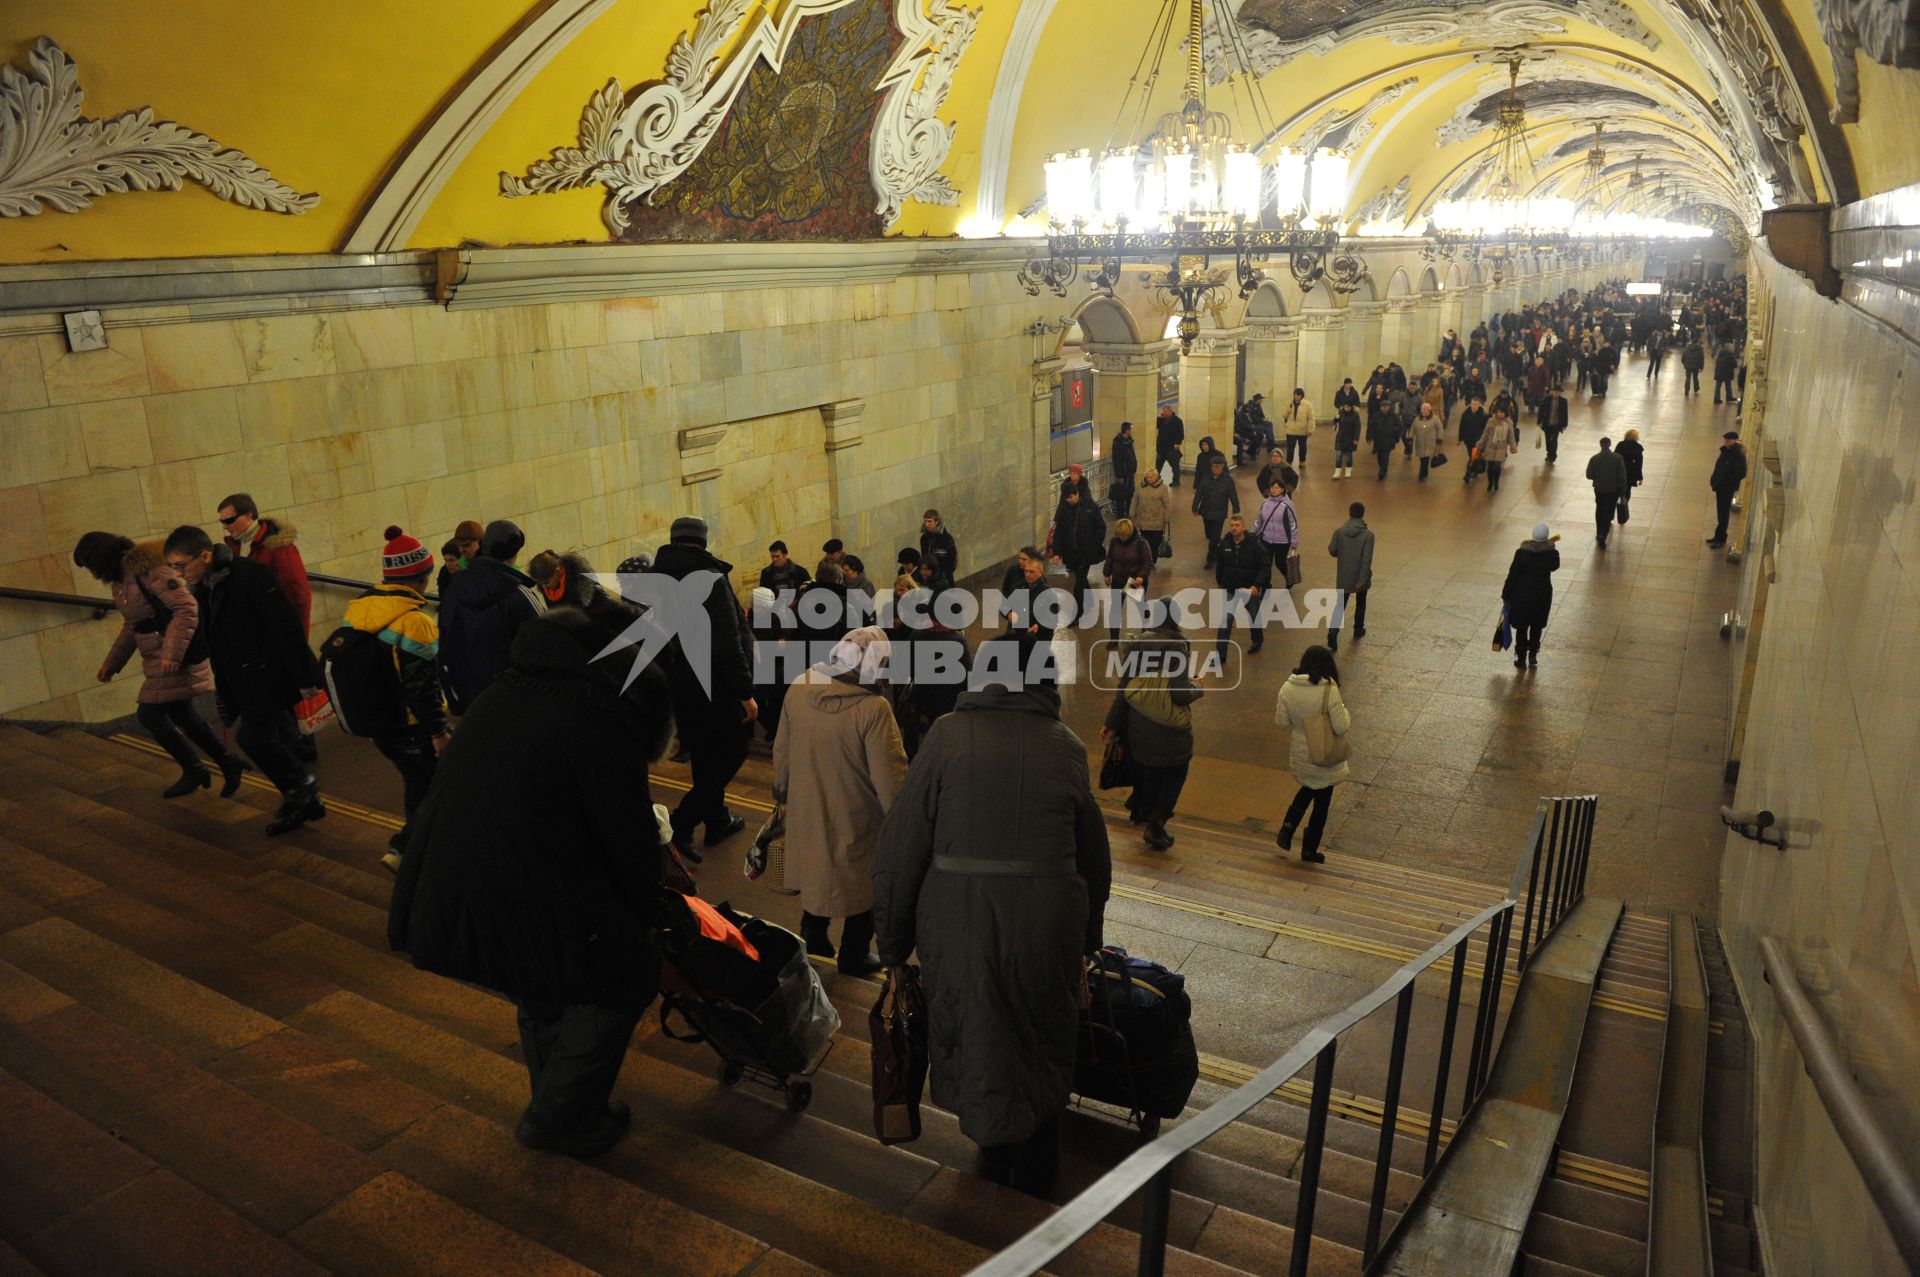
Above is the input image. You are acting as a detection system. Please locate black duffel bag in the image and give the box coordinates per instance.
[1074,946,1198,1130]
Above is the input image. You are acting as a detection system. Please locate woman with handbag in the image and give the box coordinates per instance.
[773,627,909,974]
[1101,610,1201,850]
[1253,479,1301,590]
[73,531,245,798]
[1273,645,1350,864]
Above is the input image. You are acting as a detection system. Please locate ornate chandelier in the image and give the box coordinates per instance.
[1486,54,1536,202]
[1018,0,1369,350]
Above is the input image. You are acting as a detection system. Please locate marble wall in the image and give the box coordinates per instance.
[1720,244,1920,1274]
[0,264,1051,723]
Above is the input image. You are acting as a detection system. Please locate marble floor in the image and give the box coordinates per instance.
[1054,350,1743,920]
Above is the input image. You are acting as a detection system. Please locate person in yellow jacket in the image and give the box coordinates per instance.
[343,527,451,872]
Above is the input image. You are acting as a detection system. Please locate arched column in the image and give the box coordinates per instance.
[1179,329,1243,443]
[1296,309,1344,412]
[1085,339,1169,463]
[1379,298,1418,371]
[1244,319,1300,404]
[1410,292,1443,368]
[1030,356,1064,542]
[1342,301,1386,385]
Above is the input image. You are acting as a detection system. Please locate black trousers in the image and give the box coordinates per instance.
[1417,457,1430,481]
[1200,518,1224,564]
[1514,620,1544,658]
[375,729,438,851]
[235,708,310,797]
[136,699,231,774]
[1329,588,1368,641]
[1595,493,1619,542]
[1156,444,1181,487]
[672,710,749,843]
[1140,529,1164,559]
[1129,761,1190,824]
[981,1112,1060,1197]
[1216,591,1263,658]
[515,999,643,1135]
[1111,481,1134,519]
[1647,358,1663,379]
[1375,449,1394,480]
[1713,490,1735,542]
[1542,428,1561,462]
[1714,376,1733,403]
[1282,784,1335,855]
[1486,460,1504,492]
[1285,435,1309,464]
[1684,368,1701,394]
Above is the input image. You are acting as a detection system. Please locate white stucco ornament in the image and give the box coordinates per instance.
[502,0,978,235]
[0,37,318,217]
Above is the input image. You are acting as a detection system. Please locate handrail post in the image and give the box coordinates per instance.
[1426,936,1470,1175]
[1289,1044,1339,1277]
[1138,1165,1173,1277]
[1574,796,1596,902]
[1551,798,1575,927]
[1463,912,1503,1105]
[1519,805,1547,970]
[1364,984,1416,1265]
[1471,909,1514,1099]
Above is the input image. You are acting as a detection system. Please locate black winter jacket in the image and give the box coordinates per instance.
[438,556,545,715]
[1502,541,1561,626]
[195,550,320,724]
[920,526,959,578]
[758,560,811,595]
[1214,532,1271,591]
[649,541,754,704]
[1111,433,1138,483]
[1049,501,1107,569]
[1190,469,1240,521]
[388,612,676,1007]
[1710,443,1749,493]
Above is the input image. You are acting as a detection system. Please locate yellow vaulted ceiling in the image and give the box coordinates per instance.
[0,0,1907,266]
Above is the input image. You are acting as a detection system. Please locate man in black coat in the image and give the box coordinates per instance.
[649,516,756,862]
[1707,432,1749,548]
[438,519,546,715]
[1155,405,1186,488]
[757,541,810,595]
[389,608,676,1159]
[1713,346,1739,404]
[1109,422,1138,519]
[1537,388,1569,463]
[1213,514,1272,658]
[1047,487,1107,606]
[164,525,323,835]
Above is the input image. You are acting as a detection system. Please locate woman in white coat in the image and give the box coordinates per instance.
[1272,645,1350,863]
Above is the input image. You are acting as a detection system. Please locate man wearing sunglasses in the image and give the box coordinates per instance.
[163,524,327,836]
[219,492,318,762]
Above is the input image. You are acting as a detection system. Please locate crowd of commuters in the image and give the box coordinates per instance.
[63,272,1753,1197]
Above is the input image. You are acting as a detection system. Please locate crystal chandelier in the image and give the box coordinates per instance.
[1019,0,1369,349]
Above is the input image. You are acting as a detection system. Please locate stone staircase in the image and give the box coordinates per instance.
[0,725,1729,1276]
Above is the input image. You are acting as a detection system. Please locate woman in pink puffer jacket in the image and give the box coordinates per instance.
[74,532,243,798]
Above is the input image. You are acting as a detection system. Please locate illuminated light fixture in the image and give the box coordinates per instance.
[1019,0,1370,347]
[1486,54,1535,202]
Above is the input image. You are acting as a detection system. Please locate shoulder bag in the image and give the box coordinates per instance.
[870,965,930,1144]
[1303,683,1350,766]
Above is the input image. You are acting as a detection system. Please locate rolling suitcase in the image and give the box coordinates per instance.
[1073,946,1198,1136]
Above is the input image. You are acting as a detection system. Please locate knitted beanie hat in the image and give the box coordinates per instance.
[382,525,434,580]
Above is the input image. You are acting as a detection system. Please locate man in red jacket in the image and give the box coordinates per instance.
[218,491,316,759]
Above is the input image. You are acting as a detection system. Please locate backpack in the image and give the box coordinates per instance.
[319,622,409,737]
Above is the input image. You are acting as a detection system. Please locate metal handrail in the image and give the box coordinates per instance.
[0,585,116,619]
[965,792,1601,1277]
[964,901,1513,1277]
[309,572,438,604]
[1758,936,1920,1269]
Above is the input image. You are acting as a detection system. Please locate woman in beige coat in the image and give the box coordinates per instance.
[773,626,908,974]
[1131,469,1173,560]
[1272,645,1350,864]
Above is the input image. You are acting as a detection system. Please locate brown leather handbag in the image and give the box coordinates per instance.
[869,965,929,1145]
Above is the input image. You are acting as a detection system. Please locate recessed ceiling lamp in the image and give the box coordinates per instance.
[1019,0,1370,347]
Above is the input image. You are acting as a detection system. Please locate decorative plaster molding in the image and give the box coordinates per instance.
[1816,0,1920,123]
[345,0,617,253]
[871,0,981,228]
[1245,320,1299,342]
[1297,78,1418,152]
[678,423,730,485]
[502,0,972,236]
[0,37,317,218]
[1084,349,1158,374]
[822,397,866,452]
[975,0,1057,225]
[1217,0,1655,76]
